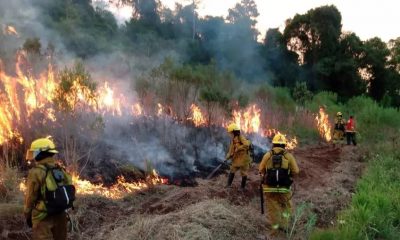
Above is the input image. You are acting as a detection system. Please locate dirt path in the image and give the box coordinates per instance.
[0,144,365,239]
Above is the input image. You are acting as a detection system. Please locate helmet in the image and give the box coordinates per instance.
[227,123,240,133]
[337,112,342,117]
[26,137,58,160]
[272,133,287,145]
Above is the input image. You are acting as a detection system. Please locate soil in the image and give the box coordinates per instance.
[0,143,366,240]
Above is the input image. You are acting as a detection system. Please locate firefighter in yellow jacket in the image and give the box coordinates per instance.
[333,112,346,143]
[225,123,252,189]
[24,138,68,240]
[259,134,299,232]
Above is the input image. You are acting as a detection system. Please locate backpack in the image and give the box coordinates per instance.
[335,119,345,131]
[263,151,292,188]
[37,164,76,215]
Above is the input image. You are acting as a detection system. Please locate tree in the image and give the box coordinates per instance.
[329,32,366,100]
[261,28,299,87]
[361,37,391,101]
[388,37,400,72]
[227,0,259,40]
[284,5,342,90]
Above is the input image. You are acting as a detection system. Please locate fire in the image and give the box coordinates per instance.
[157,103,163,116]
[3,25,19,36]
[132,103,143,116]
[315,107,332,142]
[189,104,206,127]
[0,52,132,143]
[285,136,298,150]
[97,82,122,116]
[232,104,261,134]
[72,171,168,199]
[19,170,168,200]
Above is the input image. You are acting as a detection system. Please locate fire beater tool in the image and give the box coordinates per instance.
[206,160,228,179]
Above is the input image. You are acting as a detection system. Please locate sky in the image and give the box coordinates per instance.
[98,0,400,42]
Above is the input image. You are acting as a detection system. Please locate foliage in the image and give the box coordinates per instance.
[53,61,97,112]
[22,38,41,55]
[311,150,400,240]
[292,81,313,106]
[24,1,400,106]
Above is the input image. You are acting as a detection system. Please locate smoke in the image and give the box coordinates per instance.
[100,116,228,179]
[0,0,275,183]
[0,0,69,59]
[74,113,271,182]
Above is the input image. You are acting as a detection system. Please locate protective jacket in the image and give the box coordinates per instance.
[259,147,299,193]
[226,135,251,167]
[334,117,346,131]
[24,157,72,225]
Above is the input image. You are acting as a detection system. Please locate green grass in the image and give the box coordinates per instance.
[311,150,400,240]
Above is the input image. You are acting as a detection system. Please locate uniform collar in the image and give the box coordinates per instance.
[272,147,285,154]
[36,157,56,166]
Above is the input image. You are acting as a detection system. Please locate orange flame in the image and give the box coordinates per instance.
[132,103,143,116]
[4,25,19,36]
[189,104,206,127]
[232,104,261,134]
[19,170,168,200]
[97,82,123,116]
[72,171,168,199]
[315,107,332,142]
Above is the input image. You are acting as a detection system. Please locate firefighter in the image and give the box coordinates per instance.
[333,112,346,143]
[346,115,357,145]
[24,138,68,240]
[225,123,252,189]
[259,133,299,232]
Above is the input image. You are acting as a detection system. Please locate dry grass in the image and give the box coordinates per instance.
[0,160,23,203]
[102,199,266,240]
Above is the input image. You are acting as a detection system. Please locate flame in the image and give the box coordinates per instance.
[72,172,168,199]
[132,103,143,116]
[189,104,206,127]
[1,50,301,173]
[19,181,27,192]
[19,170,168,200]
[315,107,332,142]
[97,82,122,116]
[157,103,163,116]
[232,104,261,134]
[4,25,19,36]
[0,52,133,143]
[285,136,298,150]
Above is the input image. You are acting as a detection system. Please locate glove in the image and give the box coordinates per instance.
[25,213,32,228]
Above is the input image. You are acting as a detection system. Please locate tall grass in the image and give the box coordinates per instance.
[0,143,23,203]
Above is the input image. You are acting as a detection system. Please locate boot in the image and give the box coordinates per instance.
[241,176,247,189]
[226,173,234,188]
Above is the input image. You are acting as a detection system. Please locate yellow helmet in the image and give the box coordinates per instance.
[26,137,58,160]
[272,133,287,145]
[337,112,342,117]
[227,123,240,133]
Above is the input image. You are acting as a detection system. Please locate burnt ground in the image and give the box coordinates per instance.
[0,143,366,240]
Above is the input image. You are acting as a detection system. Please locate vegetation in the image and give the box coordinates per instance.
[3,0,396,108]
[1,0,400,239]
[311,149,400,240]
